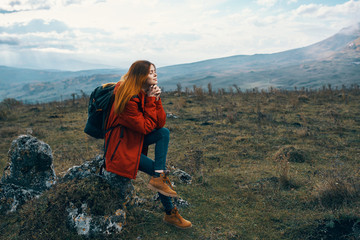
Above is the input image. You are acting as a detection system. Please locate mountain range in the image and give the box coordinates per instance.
[1,23,359,103]
[158,23,360,91]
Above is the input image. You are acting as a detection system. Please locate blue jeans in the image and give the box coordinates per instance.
[138,128,174,212]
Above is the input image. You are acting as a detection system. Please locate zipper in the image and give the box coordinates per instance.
[104,127,114,157]
[109,126,124,162]
[110,139,121,162]
[133,134,144,178]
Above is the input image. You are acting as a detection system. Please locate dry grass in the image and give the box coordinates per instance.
[1,86,360,239]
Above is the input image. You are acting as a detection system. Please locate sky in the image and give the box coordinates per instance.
[0,0,360,70]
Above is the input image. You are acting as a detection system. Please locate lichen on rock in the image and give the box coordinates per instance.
[0,135,57,214]
[0,182,40,214]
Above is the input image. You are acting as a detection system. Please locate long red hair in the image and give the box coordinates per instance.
[107,60,154,114]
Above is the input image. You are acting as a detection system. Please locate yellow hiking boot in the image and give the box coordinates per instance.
[164,207,192,229]
[148,172,178,197]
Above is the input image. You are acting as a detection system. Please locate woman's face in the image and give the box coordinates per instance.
[145,64,157,87]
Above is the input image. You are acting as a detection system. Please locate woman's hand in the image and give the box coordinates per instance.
[147,85,161,100]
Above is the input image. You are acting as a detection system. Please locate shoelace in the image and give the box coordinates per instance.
[162,174,175,190]
[172,208,183,223]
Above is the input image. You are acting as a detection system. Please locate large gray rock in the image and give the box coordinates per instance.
[0,136,135,236]
[61,155,134,203]
[61,155,134,236]
[0,135,57,214]
[2,135,56,191]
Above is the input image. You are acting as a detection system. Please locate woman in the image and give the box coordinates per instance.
[104,60,192,229]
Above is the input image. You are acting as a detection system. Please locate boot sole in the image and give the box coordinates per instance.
[163,219,192,229]
[147,184,178,198]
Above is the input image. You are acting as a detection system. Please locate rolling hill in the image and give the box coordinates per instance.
[0,23,359,103]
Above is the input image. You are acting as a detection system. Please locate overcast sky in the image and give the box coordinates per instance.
[0,0,359,69]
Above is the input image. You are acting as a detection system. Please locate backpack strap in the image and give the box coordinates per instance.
[103,94,115,133]
[132,95,144,113]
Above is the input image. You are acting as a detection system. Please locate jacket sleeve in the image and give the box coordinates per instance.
[155,98,166,129]
[117,97,158,135]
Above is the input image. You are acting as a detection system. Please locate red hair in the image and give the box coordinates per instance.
[111,60,154,114]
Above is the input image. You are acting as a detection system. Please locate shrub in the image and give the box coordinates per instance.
[0,108,9,120]
[1,98,22,108]
[273,146,305,190]
[278,154,292,190]
[313,178,359,209]
[174,97,186,112]
[273,145,307,163]
[298,95,310,103]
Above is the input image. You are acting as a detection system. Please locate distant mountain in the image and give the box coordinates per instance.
[2,74,122,103]
[0,65,124,85]
[1,23,359,103]
[157,23,360,90]
[0,67,125,102]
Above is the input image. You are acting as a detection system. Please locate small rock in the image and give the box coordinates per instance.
[133,195,147,206]
[174,197,190,208]
[166,113,179,119]
[172,169,192,184]
[151,193,190,209]
[152,193,160,202]
[201,121,213,126]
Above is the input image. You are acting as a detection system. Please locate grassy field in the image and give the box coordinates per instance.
[0,85,360,239]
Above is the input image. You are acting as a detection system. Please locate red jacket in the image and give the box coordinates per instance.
[104,82,166,179]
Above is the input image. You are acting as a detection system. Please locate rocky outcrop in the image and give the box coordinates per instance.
[60,155,134,236]
[0,135,134,237]
[0,135,56,214]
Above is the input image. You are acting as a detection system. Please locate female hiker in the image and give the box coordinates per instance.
[104,60,192,229]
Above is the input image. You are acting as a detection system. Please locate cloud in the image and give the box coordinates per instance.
[0,0,103,13]
[0,8,19,14]
[0,37,19,45]
[0,19,69,34]
[0,19,77,53]
[256,0,278,7]
[287,0,297,4]
[0,0,53,12]
[294,3,319,15]
[0,0,359,69]
[0,32,78,53]
[294,1,360,19]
